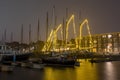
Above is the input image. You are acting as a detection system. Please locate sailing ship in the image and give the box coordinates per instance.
[42,52,79,66]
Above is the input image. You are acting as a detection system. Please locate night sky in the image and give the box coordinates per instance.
[0,0,120,43]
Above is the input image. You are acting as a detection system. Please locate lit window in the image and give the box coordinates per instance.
[102,35,106,38]
[108,34,112,38]
[93,40,97,43]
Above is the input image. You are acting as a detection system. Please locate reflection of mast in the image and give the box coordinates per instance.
[21,24,23,44]
[29,24,31,44]
[37,19,40,41]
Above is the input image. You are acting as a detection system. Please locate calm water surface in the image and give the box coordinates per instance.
[0,60,120,80]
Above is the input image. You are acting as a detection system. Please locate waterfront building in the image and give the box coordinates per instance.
[81,32,120,54]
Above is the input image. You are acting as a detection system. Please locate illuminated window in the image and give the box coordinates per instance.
[102,35,106,38]
[108,34,112,38]
[93,40,97,43]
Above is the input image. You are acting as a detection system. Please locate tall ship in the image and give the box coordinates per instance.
[42,52,80,66]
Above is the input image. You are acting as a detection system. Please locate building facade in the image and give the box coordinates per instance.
[81,32,120,54]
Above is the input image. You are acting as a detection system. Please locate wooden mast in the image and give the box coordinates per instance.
[45,12,49,52]
[21,24,23,44]
[37,18,40,41]
[4,29,6,42]
[29,24,31,44]
[65,8,68,49]
[11,32,13,42]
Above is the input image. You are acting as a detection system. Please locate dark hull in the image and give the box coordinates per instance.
[42,58,76,66]
[1,53,32,61]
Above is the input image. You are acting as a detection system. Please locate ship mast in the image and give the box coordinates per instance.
[65,8,68,49]
[21,24,23,44]
[37,19,40,41]
[78,10,81,50]
[62,18,65,47]
[53,5,56,29]
[53,5,56,51]
[45,12,49,52]
[4,29,6,42]
[29,24,31,44]
[11,32,13,42]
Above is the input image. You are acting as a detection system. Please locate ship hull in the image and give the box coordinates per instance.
[0,53,32,62]
[42,58,76,66]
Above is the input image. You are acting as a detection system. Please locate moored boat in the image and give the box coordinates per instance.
[42,52,80,66]
[0,44,32,62]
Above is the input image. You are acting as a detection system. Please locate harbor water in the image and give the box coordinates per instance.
[0,60,120,80]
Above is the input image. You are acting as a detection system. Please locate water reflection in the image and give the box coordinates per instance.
[1,61,120,80]
[43,60,98,80]
[43,67,76,80]
[104,62,116,80]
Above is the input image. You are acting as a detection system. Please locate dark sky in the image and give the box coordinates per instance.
[0,0,120,43]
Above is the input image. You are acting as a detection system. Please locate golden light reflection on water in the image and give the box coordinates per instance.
[104,62,116,80]
[75,60,98,80]
[43,60,98,80]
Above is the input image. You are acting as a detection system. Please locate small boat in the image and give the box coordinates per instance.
[20,62,44,69]
[89,58,111,63]
[29,63,44,69]
[0,44,32,62]
[42,52,80,66]
[0,65,14,72]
